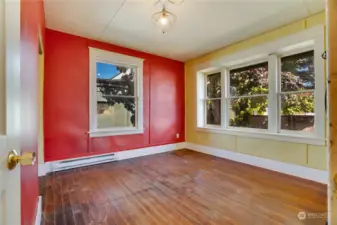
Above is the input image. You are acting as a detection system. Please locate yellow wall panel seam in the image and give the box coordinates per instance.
[306,144,309,165]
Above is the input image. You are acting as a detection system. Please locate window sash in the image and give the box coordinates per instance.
[278,91,315,134]
[205,72,222,99]
[96,98,139,128]
[204,99,222,126]
[227,95,269,129]
[96,62,138,98]
[229,61,269,97]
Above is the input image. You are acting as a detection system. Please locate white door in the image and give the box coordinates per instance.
[0,0,22,224]
[0,0,38,225]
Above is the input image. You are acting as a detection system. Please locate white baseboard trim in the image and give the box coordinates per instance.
[186,142,328,184]
[38,141,327,184]
[38,163,52,177]
[117,142,183,160]
[38,142,185,176]
[35,196,42,225]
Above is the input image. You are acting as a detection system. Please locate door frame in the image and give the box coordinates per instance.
[327,0,337,224]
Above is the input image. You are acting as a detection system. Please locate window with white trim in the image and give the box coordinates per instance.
[89,48,144,137]
[280,51,315,132]
[196,27,325,145]
[229,62,269,129]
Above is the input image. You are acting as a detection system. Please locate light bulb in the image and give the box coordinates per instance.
[160,16,168,25]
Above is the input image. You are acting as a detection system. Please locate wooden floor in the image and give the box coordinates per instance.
[40,150,327,225]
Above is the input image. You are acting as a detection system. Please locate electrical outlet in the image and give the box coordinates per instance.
[176,133,180,139]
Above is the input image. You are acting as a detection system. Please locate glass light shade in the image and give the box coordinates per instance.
[151,7,177,34]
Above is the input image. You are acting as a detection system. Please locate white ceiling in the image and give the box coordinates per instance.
[44,0,325,62]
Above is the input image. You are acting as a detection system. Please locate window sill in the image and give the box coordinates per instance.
[196,127,325,146]
[89,128,144,138]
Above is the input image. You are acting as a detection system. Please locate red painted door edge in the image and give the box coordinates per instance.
[20,0,45,224]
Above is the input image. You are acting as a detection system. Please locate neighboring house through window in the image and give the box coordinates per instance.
[89,48,144,137]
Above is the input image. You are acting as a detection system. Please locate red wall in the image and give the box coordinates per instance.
[21,0,45,224]
[44,29,185,162]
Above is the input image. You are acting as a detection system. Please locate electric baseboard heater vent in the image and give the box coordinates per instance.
[52,153,117,171]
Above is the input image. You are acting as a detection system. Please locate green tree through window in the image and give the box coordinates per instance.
[229,62,268,128]
[229,50,315,129]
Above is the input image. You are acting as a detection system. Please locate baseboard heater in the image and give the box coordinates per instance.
[51,153,117,172]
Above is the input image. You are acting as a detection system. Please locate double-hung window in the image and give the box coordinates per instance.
[196,26,325,145]
[229,62,269,130]
[89,48,144,137]
[279,51,315,132]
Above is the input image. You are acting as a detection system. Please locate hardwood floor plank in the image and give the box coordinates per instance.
[60,171,76,225]
[53,173,66,225]
[40,150,327,225]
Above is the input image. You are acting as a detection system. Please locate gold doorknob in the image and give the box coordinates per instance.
[7,150,36,170]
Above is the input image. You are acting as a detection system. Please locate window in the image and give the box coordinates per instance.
[205,72,221,126]
[89,48,143,137]
[229,62,269,129]
[280,51,315,132]
[196,26,325,145]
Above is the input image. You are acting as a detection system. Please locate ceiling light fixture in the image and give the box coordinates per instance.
[152,5,177,34]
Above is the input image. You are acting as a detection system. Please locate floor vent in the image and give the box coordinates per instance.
[51,153,117,171]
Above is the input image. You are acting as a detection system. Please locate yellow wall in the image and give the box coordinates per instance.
[38,53,44,164]
[185,12,327,171]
